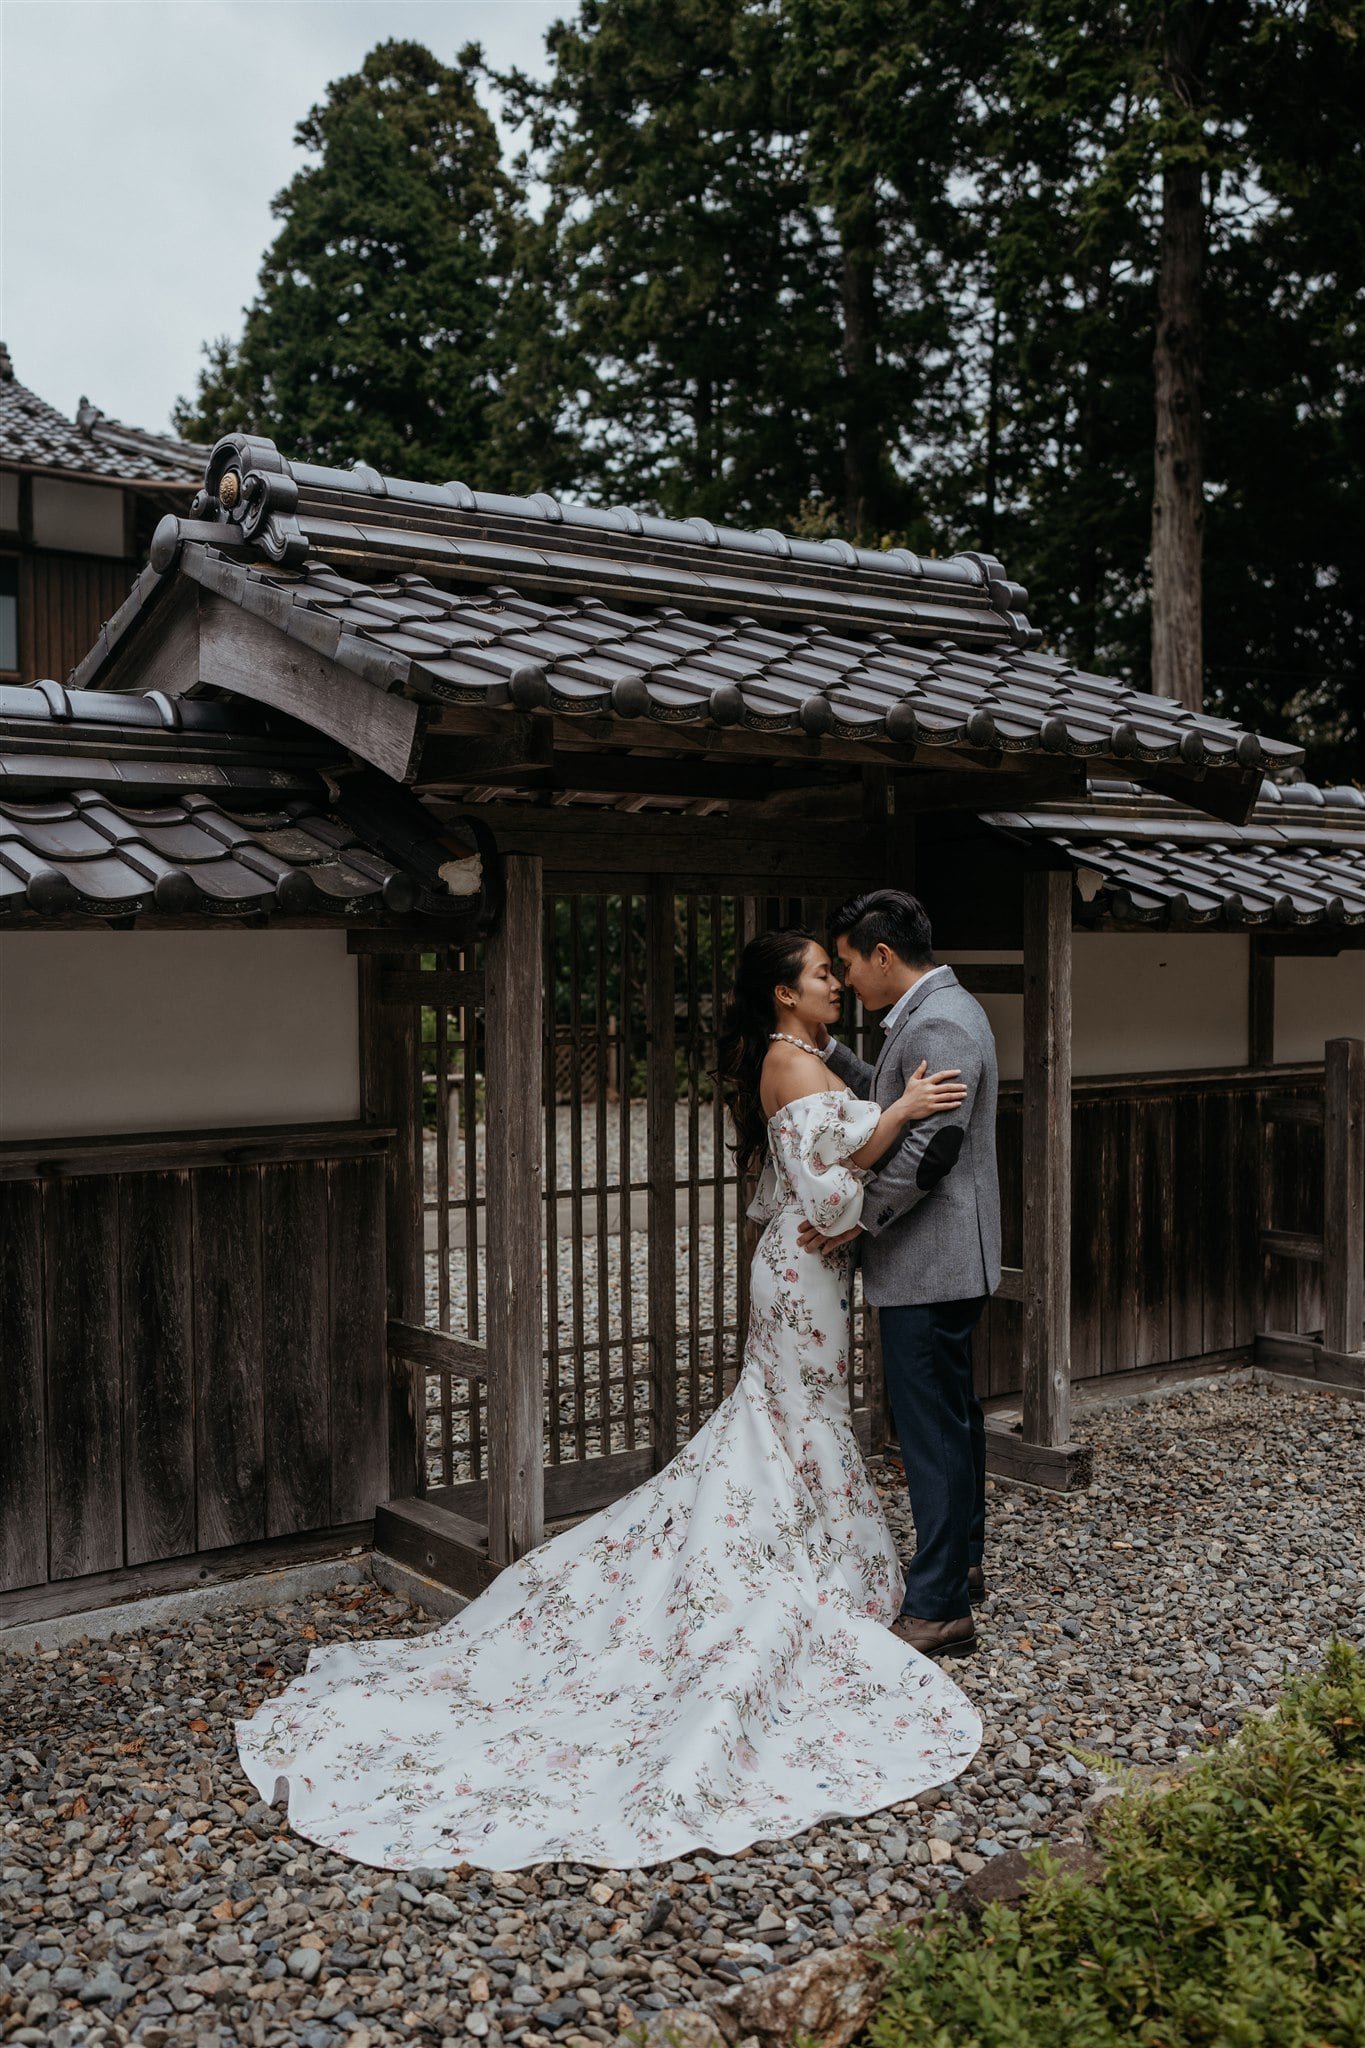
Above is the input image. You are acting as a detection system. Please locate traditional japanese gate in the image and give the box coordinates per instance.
[372,871,887,1596]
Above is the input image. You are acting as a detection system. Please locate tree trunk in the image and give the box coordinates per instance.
[837,185,882,539]
[983,295,1001,556]
[1150,12,1208,711]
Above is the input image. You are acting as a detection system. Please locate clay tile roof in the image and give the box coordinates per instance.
[0,683,489,926]
[0,343,203,484]
[983,778,1365,930]
[72,433,1304,811]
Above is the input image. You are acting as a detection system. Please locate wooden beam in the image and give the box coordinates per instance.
[198,596,425,783]
[0,1120,392,1183]
[1323,1036,1365,1355]
[1257,933,1352,958]
[0,1523,376,1632]
[358,954,425,1499]
[387,1318,487,1381]
[413,718,554,786]
[954,963,1025,997]
[898,762,1088,812]
[1021,869,1073,1446]
[444,802,881,885]
[1248,938,1275,1067]
[430,1446,658,1529]
[1254,1329,1365,1391]
[379,969,484,1009]
[427,746,849,804]
[1260,1228,1325,1262]
[484,853,546,1566]
[984,1422,1093,1491]
[1263,1096,1323,1126]
[373,1497,497,1601]
[995,1263,1025,1302]
[647,877,679,1470]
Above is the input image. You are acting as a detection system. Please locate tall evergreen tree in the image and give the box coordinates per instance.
[501,0,841,523]
[174,41,522,484]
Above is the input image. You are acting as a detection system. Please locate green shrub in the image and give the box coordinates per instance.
[861,1639,1365,2048]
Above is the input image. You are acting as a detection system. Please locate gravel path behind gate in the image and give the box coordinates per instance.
[2,1378,1361,2048]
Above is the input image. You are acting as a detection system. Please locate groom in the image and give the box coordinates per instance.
[798,889,1001,1660]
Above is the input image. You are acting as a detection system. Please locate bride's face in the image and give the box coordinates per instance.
[775,943,844,1033]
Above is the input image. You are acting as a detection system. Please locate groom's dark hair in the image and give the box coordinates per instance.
[830,889,935,967]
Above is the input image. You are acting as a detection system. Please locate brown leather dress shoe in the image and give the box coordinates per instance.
[888,1613,977,1659]
[968,1565,987,1605]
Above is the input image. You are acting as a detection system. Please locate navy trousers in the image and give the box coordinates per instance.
[878,1296,987,1622]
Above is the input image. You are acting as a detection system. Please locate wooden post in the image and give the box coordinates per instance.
[647,878,679,1469]
[1322,1036,1365,1357]
[358,951,424,1499]
[1021,869,1073,1445]
[485,854,546,1566]
[1248,938,1275,1068]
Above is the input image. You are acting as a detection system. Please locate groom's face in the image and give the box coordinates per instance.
[834,935,901,1012]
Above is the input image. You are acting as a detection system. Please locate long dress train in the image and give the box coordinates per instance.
[234,1088,982,1870]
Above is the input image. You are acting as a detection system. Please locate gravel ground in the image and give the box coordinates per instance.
[3,1377,1361,2048]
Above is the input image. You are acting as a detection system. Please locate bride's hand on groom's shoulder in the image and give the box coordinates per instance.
[898,1059,967,1122]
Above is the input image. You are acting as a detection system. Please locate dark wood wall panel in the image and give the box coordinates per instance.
[262,1161,332,1539]
[328,1155,388,1522]
[0,1133,388,1605]
[193,1168,266,1550]
[17,551,135,685]
[980,1072,1326,1399]
[1169,1099,1205,1361]
[45,1178,122,1581]
[1136,1098,1174,1368]
[0,1184,46,1592]
[119,1173,196,1568]
[1069,1102,1104,1378]
[1100,1099,1138,1375]
[1198,1091,1238,1355]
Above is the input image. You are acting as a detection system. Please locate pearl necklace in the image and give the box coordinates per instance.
[769,1030,824,1057]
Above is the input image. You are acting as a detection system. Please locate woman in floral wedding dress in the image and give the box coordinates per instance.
[235,931,983,1871]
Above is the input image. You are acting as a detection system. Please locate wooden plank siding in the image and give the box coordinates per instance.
[17,550,137,685]
[0,1130,390,1609]
[978,1067,1327,1401]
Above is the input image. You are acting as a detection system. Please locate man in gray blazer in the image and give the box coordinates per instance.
[798,889,1001,1659]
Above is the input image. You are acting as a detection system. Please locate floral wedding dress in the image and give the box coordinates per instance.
[235,1089,982,1870]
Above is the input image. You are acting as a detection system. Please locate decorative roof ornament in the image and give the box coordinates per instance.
[195,433,310,566]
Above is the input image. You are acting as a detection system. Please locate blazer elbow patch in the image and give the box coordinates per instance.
[916,1125,964,1191]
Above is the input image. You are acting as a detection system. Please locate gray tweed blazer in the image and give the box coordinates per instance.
[825,967,1002,1309]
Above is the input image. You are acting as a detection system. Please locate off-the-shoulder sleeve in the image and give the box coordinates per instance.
[767,1091,882,1235]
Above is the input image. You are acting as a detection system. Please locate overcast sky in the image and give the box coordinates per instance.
[0,0,561,435]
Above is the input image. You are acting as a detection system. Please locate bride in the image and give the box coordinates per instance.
[235,930,983,1871]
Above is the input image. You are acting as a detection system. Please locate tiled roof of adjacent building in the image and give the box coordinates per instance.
[0,343,204,484]
[985,778,1365,930]
[0,682,489,925]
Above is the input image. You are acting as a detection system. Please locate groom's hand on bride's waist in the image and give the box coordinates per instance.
[796,1220,862,1252]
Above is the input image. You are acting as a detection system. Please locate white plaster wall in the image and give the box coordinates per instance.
[943,934,1252,1079]
[1276,951,1365,1065]
[29,477,125,558]
[0,930,360,1139]
[938,951,1025,1080]
[1072,933,1249,1076]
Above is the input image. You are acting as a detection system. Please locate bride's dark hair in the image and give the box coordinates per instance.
[715,928,815,1179]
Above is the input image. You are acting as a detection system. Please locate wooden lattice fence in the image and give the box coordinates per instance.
[414,886,881,1494]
